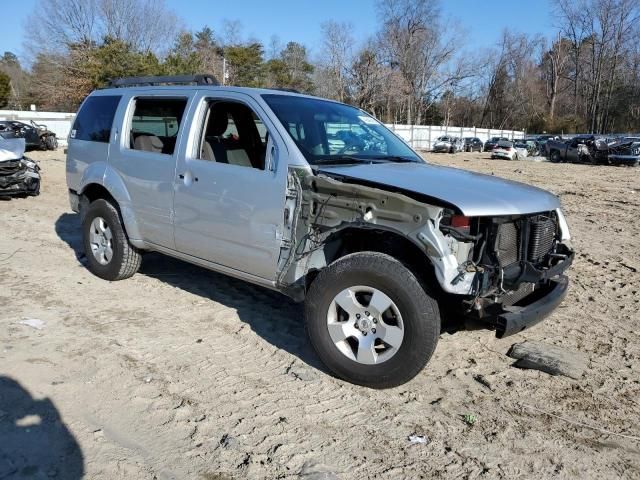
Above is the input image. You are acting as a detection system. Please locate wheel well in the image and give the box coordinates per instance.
[306,227,443,297]
[81,183,117,206]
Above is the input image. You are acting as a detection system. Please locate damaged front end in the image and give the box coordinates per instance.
[0,134,41,198]
[276,165,573,338]
[459,211,573,337]
[607,138,640,166]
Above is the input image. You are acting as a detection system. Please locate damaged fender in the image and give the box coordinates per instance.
[276,166,477,299]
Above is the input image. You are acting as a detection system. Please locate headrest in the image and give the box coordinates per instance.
[208,106,229,136]
[134,135,164,153]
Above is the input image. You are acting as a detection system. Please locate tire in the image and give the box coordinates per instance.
[305,252,440,388]
[82,199,142,281]
[550,150,561,163]
[45,135,57,150]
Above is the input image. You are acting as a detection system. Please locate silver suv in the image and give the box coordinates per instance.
[66,75,574,388]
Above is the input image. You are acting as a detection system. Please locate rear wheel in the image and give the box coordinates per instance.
[550,150,561,163]
[45,135,58,150]
[305,252,440,388]
[82,199,142,281]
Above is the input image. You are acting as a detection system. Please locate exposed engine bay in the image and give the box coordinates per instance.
[0,133,41,198]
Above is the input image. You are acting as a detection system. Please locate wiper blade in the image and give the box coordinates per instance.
[310,156,376,166]
[371,155,418,163]
[310,155,419,166]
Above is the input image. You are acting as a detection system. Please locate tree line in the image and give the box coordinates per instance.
[2,0,640,134]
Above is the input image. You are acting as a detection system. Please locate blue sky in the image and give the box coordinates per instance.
[2,0,556,63]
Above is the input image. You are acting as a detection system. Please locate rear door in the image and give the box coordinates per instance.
[172,91,288,280]
[108,92,192,248]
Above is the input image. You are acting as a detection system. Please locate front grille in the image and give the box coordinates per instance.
[528,215,557,263]
[495,222,519,267]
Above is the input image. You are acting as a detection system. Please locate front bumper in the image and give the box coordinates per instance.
[493,276,569,338]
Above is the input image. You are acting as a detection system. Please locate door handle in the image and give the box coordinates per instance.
[179,173,198,182]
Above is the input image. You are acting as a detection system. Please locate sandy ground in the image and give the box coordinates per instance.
[1,149,639,479]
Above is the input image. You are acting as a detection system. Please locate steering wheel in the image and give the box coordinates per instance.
[336,143,364,155]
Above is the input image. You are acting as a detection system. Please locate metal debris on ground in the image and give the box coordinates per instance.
[507,341,587,380]
[408,433,429,444]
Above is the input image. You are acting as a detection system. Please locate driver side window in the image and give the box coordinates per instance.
[197,100,267,170]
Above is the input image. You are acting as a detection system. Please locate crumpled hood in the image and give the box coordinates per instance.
[316,161,561,217]
[0,137,26,162]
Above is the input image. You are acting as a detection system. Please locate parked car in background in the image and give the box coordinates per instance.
[514,141,530,158]
[0,121,41,150]
[484,136,509,152]
[546,135,608,164]
[491,140,519,160]
[523,140,541,156]
[462,137,483,152]
[65,74,574,388]
[536,135,562,157]
[432,135,462,153]
[0,120,58,150]
[607,137,640,166]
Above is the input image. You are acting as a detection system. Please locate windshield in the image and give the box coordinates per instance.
[262,94,422,165]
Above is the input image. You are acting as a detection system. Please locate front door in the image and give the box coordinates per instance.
[173,93,288,281]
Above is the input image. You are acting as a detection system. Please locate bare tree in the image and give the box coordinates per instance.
[542,34,571,121]
[376,0,466,124]
[26,0,180,55]
[319,21,354,102]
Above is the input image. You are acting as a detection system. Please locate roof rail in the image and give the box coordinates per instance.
[108,74,220,88]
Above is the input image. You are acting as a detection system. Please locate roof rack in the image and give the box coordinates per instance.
[109,74,220,88]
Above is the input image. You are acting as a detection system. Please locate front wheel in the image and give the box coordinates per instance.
[305,252,440,388]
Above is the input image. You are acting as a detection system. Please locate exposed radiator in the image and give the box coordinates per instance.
[493,214,558,268]
[495,222,519,267]
[528,215,557,263]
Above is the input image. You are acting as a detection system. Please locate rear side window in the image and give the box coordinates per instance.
[129,98,188,155]
[72,95,121,143]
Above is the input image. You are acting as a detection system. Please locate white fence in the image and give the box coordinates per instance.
[0,110,76,147]
[386,124,525,150]
[0,109,525,151]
